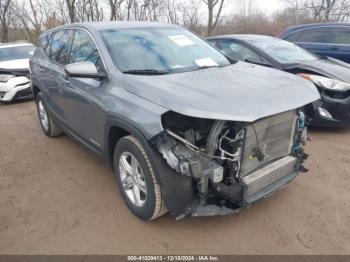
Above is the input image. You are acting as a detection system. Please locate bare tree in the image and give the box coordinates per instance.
[162,0,179,24]
[291,0,350,22]
[202,0,225,36]
[336,0,350,21]
[179,0,202,33]
[11,0,64,42]
[323,0,337,20]
[65,0,76,23]
[75,0,104,22]
[109,0,125,20]
[0,0,12,42]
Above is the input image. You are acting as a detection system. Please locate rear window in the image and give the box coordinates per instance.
[333,27,350,44]
[298,27,335,43]
[39,33,52,56]
[0,45,35,62]
[216,39,264,63]
[249,38,319,64]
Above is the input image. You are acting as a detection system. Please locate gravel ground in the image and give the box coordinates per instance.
[0,101,350,255]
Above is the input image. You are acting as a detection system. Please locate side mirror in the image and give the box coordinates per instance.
[64,62,106,80]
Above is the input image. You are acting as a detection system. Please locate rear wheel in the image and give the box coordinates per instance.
[35,92,63,137]
[114,135,167,220]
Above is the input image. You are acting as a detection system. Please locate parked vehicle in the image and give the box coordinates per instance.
[30,22,319,220]
[0,42,35,103]
[208,34,350,127]
[279,23,350,63]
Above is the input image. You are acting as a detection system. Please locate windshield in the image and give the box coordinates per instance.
[100,28,230,74]
[249,38,319,64]
[0,45,35,62]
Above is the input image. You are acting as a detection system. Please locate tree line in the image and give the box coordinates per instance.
[0,0,349,43]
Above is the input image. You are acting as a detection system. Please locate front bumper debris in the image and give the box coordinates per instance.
[311,96,350,127]
[0,76,31,102]
[176,159,300,219]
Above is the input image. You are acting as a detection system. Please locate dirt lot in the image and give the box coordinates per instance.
[0,101,350,255]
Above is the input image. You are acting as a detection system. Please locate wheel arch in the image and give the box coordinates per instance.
[105,117,156,171]
[105,117,196,215]
[31,84,41,100]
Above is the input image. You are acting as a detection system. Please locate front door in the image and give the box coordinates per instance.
[61,29,107,150]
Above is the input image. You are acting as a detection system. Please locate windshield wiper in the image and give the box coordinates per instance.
[123,69,170,75]
[196,65,219,70]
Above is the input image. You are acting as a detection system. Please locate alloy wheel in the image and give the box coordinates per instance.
[119,151,147,207]
[38,100,49,132]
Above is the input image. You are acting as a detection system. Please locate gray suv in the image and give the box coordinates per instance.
[30,22,319,220]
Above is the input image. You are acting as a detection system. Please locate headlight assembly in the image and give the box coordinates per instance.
[298,73,350,92]
[0,74,14,83]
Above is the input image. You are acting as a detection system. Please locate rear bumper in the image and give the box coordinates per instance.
[310,96,350,128]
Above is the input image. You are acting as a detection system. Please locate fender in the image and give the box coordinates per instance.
[105,117,195,214]
[104,117,154,166]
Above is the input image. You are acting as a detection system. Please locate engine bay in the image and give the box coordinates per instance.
[153,110,308,216]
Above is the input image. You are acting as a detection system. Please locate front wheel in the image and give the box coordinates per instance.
[114,135,167,220]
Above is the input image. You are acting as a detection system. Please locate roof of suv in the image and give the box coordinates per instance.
[208,34,275,41]
[281,22,350,36]
[46,21,181,33]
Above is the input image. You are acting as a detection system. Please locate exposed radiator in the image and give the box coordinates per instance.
[240,110,298,177]
[242,155,298,197]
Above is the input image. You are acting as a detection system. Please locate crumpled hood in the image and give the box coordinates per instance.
[290,58,350,83]
[0,59,29,70]
[123,61,320,122]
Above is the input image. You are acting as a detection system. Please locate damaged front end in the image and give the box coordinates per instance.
[151,110,309,219]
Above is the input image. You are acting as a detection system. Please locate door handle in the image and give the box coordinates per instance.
[330,46,339,50]
[39,66,45,72]
[63,79,70,84]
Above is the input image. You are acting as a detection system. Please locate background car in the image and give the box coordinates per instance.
[208,35,350,127]
[0,41,35,103]
[279,23,350,63]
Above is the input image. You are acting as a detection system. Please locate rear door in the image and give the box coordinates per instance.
[294,26,350,62]
[31,32,53,100]
[39,29,74,121]
[331,26,350,63]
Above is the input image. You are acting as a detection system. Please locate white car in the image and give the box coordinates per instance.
[0,42,35,103]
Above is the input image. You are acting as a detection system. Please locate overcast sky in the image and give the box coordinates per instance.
[84,0,289,21]
[254,0,287,13]
[223,0,288,15]
[97,0,288,15]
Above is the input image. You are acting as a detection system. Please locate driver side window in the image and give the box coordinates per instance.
[217,40,264,64]
[68,29,102,71]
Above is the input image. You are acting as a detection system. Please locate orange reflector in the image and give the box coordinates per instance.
[297,73,312,80]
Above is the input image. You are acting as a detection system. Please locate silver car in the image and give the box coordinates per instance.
[0,42,35,103]
[30,22,319,220]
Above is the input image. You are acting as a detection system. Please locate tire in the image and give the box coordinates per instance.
[35,92,63,137]
[114,135,167,220]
